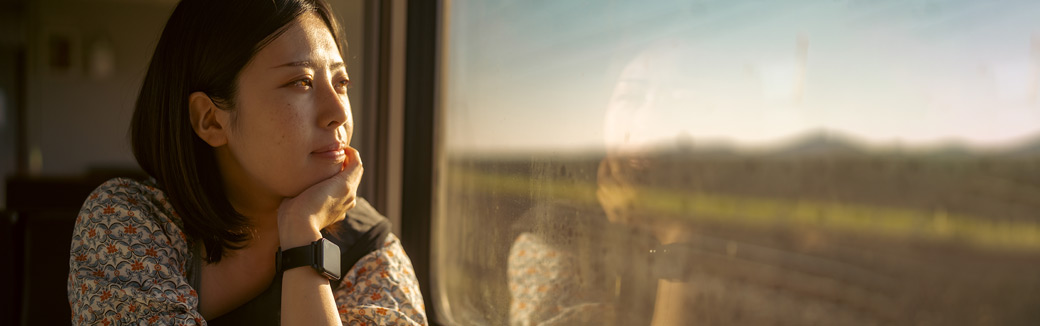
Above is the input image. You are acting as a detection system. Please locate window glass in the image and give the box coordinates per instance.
[434,1,1040,325]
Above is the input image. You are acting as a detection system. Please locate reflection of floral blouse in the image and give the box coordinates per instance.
[67,178,427,325]
[507,233,613,326]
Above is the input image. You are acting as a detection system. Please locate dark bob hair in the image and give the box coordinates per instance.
[131,0,345,263]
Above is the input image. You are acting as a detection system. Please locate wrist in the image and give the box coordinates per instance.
[279,217,322,249]
[278,238,342,281]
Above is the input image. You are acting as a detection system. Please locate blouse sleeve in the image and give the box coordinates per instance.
[507,232,614,326]
[334,233,428,326]
[67,179,204,326]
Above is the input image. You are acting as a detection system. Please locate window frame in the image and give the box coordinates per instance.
[398,0,442,324]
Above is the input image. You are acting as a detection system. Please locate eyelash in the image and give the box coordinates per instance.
[289,78,352,90]
[336,79,352,90]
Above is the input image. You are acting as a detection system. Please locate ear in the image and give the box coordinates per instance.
[188,92,230,147]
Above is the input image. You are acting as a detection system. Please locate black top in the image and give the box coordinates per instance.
[188,198,392,325]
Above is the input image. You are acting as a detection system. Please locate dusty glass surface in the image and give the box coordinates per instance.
[433,1,1040,325]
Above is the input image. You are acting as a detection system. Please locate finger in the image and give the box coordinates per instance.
[343,146,362,169]
[328,147,363,183]
[330,148,362,209]
[344,197,357,212]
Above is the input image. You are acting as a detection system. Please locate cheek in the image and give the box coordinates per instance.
[234,107,298,155]
[261,112,309,162]
[228,104,318,194]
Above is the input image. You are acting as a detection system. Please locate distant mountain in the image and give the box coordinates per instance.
[999,134,1040,159]
[921,145,976,160]
[670,131,1040,160]
[764,131,866,159]
[451,131,1040,161]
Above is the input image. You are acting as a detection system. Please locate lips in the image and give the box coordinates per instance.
[313,143,346,153]
[312,142,347,161]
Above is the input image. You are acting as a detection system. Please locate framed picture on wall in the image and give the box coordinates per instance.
[40,28,81,78]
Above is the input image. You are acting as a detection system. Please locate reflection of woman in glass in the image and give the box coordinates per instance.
[506,39,814,326]
[66,1,426,325]
[507,44,700,326]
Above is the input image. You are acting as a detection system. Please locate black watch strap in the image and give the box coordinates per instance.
[280,245,313,270]
[278,238,341,281]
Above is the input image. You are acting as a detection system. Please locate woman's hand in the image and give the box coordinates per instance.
[277,147,363,249]
[597,156,694,245]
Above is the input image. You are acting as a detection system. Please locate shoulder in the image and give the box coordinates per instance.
[69,178,201,324]
[335,233,428,325]
[74,177,190,257]
[82,178,180,221]
[509,232,575,280]
[82,177,170,212]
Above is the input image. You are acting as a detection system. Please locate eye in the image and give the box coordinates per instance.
[289,78,313,88]
[335,79,352,90]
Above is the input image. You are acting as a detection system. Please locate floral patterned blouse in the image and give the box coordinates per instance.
[67,178,427,325]
[507,232,614,326]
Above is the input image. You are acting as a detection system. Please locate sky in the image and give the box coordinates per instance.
[441,0,1040,154]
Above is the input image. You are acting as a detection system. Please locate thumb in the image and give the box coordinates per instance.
[334,147,363,182]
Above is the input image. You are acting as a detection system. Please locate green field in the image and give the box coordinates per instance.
[433,151,1040,325]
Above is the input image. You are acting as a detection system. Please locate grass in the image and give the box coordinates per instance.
[449,169,1040,252]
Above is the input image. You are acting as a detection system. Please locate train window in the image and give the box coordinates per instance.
[430,0,1040,325]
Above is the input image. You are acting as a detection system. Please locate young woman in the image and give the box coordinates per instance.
[66,0,426,325]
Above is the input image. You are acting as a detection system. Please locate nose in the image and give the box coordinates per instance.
[317,80,352,131]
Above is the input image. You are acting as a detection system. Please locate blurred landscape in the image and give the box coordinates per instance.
[436,131,1040,325]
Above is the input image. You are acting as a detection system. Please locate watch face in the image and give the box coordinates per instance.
[321,238,342,280]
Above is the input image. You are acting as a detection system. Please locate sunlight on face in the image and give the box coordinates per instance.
[225,12,353,198]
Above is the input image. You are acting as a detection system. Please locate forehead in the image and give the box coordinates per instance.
[251,12,341,67]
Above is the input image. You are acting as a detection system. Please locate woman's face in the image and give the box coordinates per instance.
[222,12,352,199]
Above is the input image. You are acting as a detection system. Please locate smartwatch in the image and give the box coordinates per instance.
[278,238,342,281]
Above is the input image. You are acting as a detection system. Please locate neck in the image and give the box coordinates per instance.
[215,148,282,235]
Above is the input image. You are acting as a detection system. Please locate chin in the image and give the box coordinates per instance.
[283,166,341,197]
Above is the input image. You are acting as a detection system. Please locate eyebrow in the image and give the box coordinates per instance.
[272,60,346,70]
